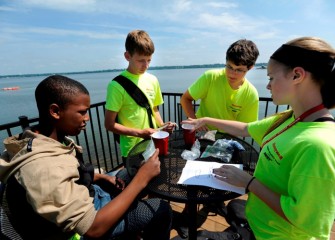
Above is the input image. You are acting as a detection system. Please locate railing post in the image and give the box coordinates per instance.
[18,116,29,130]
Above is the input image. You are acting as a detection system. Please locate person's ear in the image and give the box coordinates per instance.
[292,67,305,81]
[124,51,131,61]
[49,104,61,120]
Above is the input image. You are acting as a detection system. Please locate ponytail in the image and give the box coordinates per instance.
[262,110,293,140]
[321,60,335,109]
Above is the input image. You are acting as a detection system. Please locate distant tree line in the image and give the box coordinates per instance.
[0,63,268,78]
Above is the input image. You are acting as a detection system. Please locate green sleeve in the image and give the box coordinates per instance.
[247,115,279,145]
[188,71,210,100]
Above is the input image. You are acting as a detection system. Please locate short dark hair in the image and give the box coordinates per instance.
[226,39,259,68]
[35,75,89,119]
[125,30,155,56]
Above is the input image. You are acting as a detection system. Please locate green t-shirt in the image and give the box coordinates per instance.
[247,115,335,239]
[188,68,259,130]
[105,70,164,157]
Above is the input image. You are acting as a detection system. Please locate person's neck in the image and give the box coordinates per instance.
[36,124,51,137]
[39,125,65,142]
[126,67,142,75]
[303,108,333,122]
[291,83,332,121]
[229,78,245,90]
[292,102,331,122]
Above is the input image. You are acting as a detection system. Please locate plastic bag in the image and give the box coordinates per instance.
[181,139,201,160]
[196,130,217,141]
[142,139,156,161]
[200,139,245,163]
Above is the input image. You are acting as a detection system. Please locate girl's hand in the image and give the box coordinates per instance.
[213,165,252,188]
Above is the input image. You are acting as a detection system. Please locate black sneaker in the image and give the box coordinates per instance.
[171,211,188,239]
[202,201,227,217]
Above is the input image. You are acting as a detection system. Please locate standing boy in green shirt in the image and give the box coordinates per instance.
[105,30,175,158]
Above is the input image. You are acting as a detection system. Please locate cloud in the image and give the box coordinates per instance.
[197,12,241,29]
[2,26,122,40]
[207,1,238,8]
[0,6,17,11]
[255,31,279,40]
[189,10,273,39]
[2,0,334,76]
[18,0,98,12]
[8,0,277,38]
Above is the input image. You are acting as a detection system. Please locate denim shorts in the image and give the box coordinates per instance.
[92,169,130,237]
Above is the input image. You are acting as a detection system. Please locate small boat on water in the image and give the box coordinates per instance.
[257,65,266,69]
[2,86,20,91]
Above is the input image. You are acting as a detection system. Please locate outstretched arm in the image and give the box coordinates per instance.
[182,117,250,137]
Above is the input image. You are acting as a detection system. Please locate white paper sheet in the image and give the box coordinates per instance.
[177,161,245,194]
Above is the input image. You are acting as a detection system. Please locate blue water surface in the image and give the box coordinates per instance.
[0,67,270,124]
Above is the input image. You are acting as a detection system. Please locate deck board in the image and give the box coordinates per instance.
[169,195,246,239]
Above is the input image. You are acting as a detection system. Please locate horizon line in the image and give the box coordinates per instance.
[0,62,267,79]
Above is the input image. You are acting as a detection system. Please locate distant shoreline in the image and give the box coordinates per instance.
[0,63,267,79]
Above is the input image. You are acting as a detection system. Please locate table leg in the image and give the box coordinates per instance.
[187,202,198,240]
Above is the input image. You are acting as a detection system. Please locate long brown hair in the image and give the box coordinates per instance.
[262,110,293,140]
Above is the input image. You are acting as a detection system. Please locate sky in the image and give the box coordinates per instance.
[0,0,335,76]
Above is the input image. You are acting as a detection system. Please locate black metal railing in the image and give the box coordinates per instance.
[0,93,288,173]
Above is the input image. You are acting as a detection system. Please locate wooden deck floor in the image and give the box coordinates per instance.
[169,195,335,240]
[169,202,229,239]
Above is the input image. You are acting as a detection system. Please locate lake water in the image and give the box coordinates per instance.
[0,67,270,124]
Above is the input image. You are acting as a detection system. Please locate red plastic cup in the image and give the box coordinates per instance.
[182,124,196,148]
[151,131,169,156]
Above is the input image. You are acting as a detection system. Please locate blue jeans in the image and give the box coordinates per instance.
[92,169,130,238]
[90,169,172,240]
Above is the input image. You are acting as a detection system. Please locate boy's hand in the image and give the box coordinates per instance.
[137,149,161,184]
[114,177,125,190]
[139,128,157,139]
[100,175,126,190]
[181,118,208,132]
[93,175,126,195]
[161,122,177,133]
